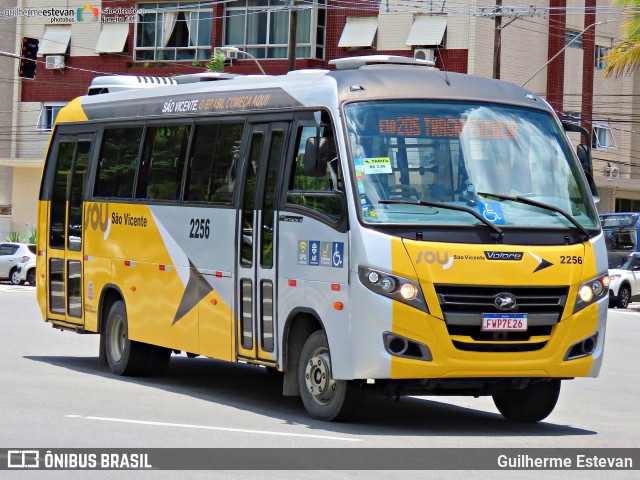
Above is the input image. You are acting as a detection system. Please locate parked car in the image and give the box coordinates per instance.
[15,256,36,286]
[0,242,36,285]
[609,252,640,308]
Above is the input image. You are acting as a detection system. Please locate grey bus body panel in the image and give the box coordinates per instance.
[78,66,549,123]
[589,233,609,377]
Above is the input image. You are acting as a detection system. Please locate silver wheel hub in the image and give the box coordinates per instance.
[304,349,337,405]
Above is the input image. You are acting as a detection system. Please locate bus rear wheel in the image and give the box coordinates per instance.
[493,379,561,423]
[104,300,170,376]
[298,331,360,422]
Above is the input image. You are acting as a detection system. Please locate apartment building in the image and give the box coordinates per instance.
[1,0,638,236]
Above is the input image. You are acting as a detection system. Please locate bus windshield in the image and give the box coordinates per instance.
[344,100,599,230]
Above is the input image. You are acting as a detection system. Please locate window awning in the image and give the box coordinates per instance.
[406,15,447,47]
[95,24,129,53]
[38,25,72,55]
[338,16,378,48]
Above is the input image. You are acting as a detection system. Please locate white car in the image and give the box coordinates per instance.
[0,242,36,285]
[608,253,640,308]
[15,256,36,286]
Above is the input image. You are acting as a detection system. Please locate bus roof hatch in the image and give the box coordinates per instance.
[328,55,436,70]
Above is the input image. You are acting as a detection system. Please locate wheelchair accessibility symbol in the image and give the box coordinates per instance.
[478,201,505,225]
[332,242,344,268]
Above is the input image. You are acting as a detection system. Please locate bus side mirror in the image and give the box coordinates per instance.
[584,170,600,203]
[577,144,591,174]
[304,137,328,177]
[576,144,599,201]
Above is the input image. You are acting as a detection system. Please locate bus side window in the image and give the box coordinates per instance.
[137,125,190,201]
[285,125,344,222]
[50,142,76,249]
[184,122,244,203]
[94,128,142,199]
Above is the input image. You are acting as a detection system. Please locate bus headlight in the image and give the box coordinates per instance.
[400,283,418,300]
[573,273,609,314]
[578,285,593,303]
[358,266,428,313]
[381,276,397,293]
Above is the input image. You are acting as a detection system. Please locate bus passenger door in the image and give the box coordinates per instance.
[45,134,93,326]
[236,122,289,363]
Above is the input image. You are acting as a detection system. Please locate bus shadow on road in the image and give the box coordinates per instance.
[25,354,596,438]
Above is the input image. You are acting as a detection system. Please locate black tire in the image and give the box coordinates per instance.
[298,331,361,421]
[493,379,561,423]
[10,268,22,285]
[104,300,170,376]
[26,269,36,286]
[616,285,631,309]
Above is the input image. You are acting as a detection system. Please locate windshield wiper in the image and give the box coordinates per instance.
[477,192,590,241]
[378,199,504,240]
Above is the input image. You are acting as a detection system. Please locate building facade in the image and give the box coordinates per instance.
[1,0,638,237]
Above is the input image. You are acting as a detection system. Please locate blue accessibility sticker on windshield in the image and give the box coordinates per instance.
[478,201,505,225]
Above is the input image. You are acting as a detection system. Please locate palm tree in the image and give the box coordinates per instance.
[603,0,640,77]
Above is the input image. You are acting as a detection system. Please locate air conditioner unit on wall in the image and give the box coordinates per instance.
[45,55,65,70]
[414,48,435,62]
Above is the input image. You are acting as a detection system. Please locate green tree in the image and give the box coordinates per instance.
[603,0,640,77]
[206,50,226,73]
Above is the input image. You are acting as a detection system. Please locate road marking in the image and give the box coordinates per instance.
[612,309,640,315]
[0,285,35,293]
[66,415,361,442]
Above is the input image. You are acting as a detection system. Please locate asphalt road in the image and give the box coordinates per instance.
[0,284,638,479]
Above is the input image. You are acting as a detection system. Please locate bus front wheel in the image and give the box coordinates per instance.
[493,379,561,423]
[298,331,360,422]
[104,300,170,376]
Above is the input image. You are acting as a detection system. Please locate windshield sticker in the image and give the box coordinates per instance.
[361,157,393,174]
[478,201,505,225]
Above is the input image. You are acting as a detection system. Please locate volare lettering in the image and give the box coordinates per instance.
[484,251,524,261]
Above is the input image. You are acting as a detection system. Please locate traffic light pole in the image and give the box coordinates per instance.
[0,50,20,60]
[0,36,39,80]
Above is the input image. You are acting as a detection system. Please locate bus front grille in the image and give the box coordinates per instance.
[434,285,568,352]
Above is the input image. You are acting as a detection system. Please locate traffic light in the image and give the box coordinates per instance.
[19,36,39,80]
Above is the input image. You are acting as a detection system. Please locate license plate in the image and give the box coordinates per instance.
[481,313,527,331]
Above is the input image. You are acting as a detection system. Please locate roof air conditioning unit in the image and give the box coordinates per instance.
[45,55,65,70]
[414,48,435,62]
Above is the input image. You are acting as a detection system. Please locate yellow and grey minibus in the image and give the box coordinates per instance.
[37,55,608,422]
